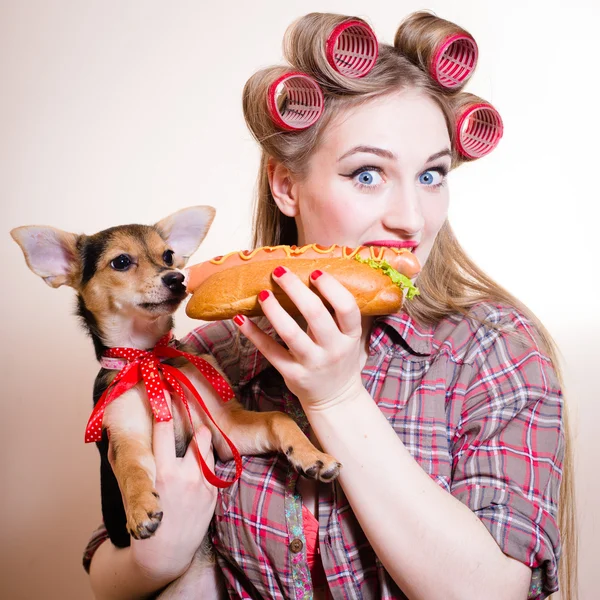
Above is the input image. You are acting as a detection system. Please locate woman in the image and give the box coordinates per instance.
[87,11,575,600]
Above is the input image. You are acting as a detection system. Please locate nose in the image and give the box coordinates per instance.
[162,271,185,292]
[382,184,424,236]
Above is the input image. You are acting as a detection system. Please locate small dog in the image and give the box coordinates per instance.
[12,206,340,592]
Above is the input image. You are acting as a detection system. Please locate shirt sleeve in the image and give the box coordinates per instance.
[182,320,246,393]
[82,522,110,573]
[450,309,564,599]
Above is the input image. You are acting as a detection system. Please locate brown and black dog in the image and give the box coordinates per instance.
[11,206,340,571]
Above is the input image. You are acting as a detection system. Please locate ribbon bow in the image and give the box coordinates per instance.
[85,333,242,488]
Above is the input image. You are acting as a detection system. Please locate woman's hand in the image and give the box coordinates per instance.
[233,266,365,409]
[109,406,217,584]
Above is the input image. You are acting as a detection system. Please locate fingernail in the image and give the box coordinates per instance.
[258,290,270,302]
[233,314,245,326]
[310,270,323,281]
[273,265,286,278]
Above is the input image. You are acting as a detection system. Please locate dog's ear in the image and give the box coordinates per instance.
[11,226,80,288]
[155,206,216,264]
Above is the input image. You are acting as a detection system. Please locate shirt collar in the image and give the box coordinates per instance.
[237,312,433,388]
[370,312,434,357]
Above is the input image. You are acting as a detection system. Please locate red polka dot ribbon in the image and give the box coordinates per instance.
[85,333,242,488]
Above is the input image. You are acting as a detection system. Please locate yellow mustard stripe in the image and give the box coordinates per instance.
[209,244,408,265]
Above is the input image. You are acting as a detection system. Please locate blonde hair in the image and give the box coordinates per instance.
[243,11,577,599]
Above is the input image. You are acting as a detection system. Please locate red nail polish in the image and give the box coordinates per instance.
[258,290,270,302]
[310,270,323,280]
[233,314,245,326]
[273,265,286,278]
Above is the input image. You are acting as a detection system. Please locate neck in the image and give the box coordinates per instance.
[76,295,174,360]
[100,312,173,350]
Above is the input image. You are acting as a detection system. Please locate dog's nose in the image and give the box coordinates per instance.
[162,271,185,292]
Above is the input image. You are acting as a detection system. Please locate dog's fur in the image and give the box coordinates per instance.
[12,206,340,596]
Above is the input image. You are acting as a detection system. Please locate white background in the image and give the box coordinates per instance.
[1,1,597,598]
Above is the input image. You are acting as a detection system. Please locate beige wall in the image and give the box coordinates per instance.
[1,1,596,598]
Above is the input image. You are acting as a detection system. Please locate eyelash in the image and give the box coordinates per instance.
[342,164,449,191]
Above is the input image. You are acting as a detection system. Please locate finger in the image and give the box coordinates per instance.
[255,287,315,360]
[272,266,352,345]
[182,424,214,471]
[184,427,220,495]
[306,269,362,338]
[233,313,300,375]
[152,389,177,466]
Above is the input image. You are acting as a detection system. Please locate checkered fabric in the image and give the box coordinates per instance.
[83,303,563,599]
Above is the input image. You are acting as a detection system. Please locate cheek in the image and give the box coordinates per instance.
[300,183,359,240]
[423,191,449,236]
[415,191,449,268]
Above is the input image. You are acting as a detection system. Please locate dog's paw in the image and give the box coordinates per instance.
[126,490,163,540]
[286,447,342,482]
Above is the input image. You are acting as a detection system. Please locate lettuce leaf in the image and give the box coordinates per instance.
[354,255,420,300]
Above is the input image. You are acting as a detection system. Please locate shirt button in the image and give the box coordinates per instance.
[289,538,303,554]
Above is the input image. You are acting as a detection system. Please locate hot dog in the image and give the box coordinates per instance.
[184,244,421,321]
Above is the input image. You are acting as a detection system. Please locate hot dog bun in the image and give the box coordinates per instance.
[185,244,420,321]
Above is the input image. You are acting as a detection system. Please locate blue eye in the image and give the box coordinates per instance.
[354,169,383,187]
[419,169,444,186]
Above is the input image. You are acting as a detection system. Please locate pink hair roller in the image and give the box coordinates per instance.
[267,72,324,131]
[456,102,503,158]
[431,33,478,88]
[326,20,379,79]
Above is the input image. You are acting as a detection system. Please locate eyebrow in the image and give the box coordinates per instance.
[337,145,452,163]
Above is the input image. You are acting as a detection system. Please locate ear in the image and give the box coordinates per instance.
[10,226,80,288]
[268,158,299,218]
[155,205,216,263]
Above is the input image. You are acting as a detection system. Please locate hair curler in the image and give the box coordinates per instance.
[395,12,478,90]
[266,72,324,131]
[455,101,503,158]
[325,20,379,78]
[430,34,478,89]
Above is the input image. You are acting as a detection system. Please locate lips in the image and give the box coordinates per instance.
[363,240,418,251]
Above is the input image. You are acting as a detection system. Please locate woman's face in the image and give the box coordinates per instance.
[284,89,451,271]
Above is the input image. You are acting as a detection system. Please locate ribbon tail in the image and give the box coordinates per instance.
[141,358,172,423]
[162,364,242,488]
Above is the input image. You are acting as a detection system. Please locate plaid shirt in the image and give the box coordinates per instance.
[83,303,562,599]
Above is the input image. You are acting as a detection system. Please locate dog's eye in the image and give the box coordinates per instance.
[163,250,174,266]
[110,254,132,271]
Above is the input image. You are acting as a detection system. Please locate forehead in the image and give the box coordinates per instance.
[321,89,450,162]
[80,225,166,283]
[89,225,165,256]
[104,227,166,253]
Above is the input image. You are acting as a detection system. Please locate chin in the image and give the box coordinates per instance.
[137,297,184,317]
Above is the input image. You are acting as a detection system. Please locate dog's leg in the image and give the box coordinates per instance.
[218,404,342,482]
[177,362,342,482]
[105,388,163,540]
